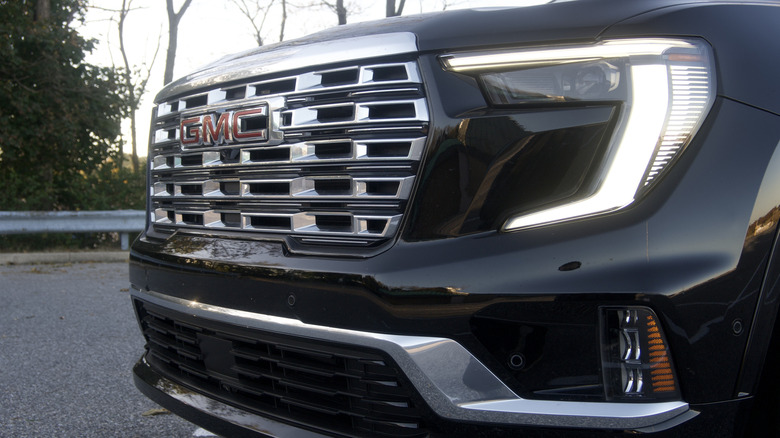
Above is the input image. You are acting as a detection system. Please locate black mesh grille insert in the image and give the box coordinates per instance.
[135,299,429,438]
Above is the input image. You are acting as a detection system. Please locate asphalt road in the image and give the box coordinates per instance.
[0,261,211,437]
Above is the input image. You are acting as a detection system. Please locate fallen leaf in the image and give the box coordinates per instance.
[141,408,170,417]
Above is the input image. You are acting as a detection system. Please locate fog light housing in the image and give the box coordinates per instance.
[601,307,681,401]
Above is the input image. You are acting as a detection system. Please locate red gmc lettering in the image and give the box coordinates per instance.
[203,113,232,145]
[180,117,201,146]
[180,107,267,147]
[232,108,267,141]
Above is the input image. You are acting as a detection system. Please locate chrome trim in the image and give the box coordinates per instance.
[347,125,425,134]
[231,176,414,199]
[281,98,428,130]
[291,61,421,93]
[159,63,421,119]
[158,33,418,102]
[350,87,421,97]
[149,57,427,244]
[236,137,426,164]
[153,137,424,168]
[152,209,402,238]
[133,288,691,430]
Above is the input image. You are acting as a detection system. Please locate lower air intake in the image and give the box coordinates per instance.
[135,299,430,438]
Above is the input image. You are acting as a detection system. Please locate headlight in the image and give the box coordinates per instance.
[441,39,715,230]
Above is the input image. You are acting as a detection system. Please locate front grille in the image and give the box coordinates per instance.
[135,300,429,438]
[149,61,428,248]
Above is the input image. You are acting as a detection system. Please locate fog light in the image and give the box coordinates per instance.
[601,307,681,401]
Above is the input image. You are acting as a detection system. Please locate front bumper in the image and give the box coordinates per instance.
[133,287,693,435]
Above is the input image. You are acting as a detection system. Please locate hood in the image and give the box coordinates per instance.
[157,0,711,102]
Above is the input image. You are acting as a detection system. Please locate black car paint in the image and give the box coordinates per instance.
[131,1,780,435]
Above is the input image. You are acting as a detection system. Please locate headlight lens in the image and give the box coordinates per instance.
[482,60,624,103]
[441,39,715,230]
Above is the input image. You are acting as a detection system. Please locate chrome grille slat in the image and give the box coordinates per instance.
[280,98,428,130]
[150,61,427,246]
[151,137,425,169]
[152,208,403,237]
[156,62,421,116]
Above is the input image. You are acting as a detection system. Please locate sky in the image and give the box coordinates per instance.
[79,0,550,157]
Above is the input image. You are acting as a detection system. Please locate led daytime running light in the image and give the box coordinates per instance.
[441,39,703,72]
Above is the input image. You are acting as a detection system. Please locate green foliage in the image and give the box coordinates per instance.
[0,154,146,252]
[84,156,147,211]
[0,1,144,251]
[0,0,134,211]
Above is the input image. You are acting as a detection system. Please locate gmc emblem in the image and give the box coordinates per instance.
[180,105,268,147]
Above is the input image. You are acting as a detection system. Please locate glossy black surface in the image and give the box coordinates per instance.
[603,2,780,117]
[132,1,780,435]
[132,97,780,405]
[406,73,618,238]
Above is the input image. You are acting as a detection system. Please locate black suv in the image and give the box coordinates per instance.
[130,1,780,436]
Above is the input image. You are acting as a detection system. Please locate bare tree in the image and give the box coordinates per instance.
[440,0,462,11]
[163,0,194,85]
[279,0,287,42]
[322,0,347,25]
[118,0,160,172]
[231,0,278,46]
[386,0,405,17]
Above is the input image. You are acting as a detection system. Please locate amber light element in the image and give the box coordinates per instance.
[601,307,682,401]
[647,315,676,393]
[667,53,704,62]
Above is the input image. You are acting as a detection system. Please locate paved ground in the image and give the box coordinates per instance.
[0,251,129,266]
[0,261,212,437]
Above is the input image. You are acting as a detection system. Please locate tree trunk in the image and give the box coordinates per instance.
[129,111,139,172]
[279,0,287,42]
[336,0,346,25]
[34,0,51,22]
[164,0,194,85]
[386,0,405,17]
[163,2,179,85]
[119,0,139,172]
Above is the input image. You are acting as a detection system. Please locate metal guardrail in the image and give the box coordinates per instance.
[0,210,145,250]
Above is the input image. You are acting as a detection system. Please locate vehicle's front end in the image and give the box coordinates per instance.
[130,1,780,436]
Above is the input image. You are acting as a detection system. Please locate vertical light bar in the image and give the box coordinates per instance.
[644,64,712,185]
